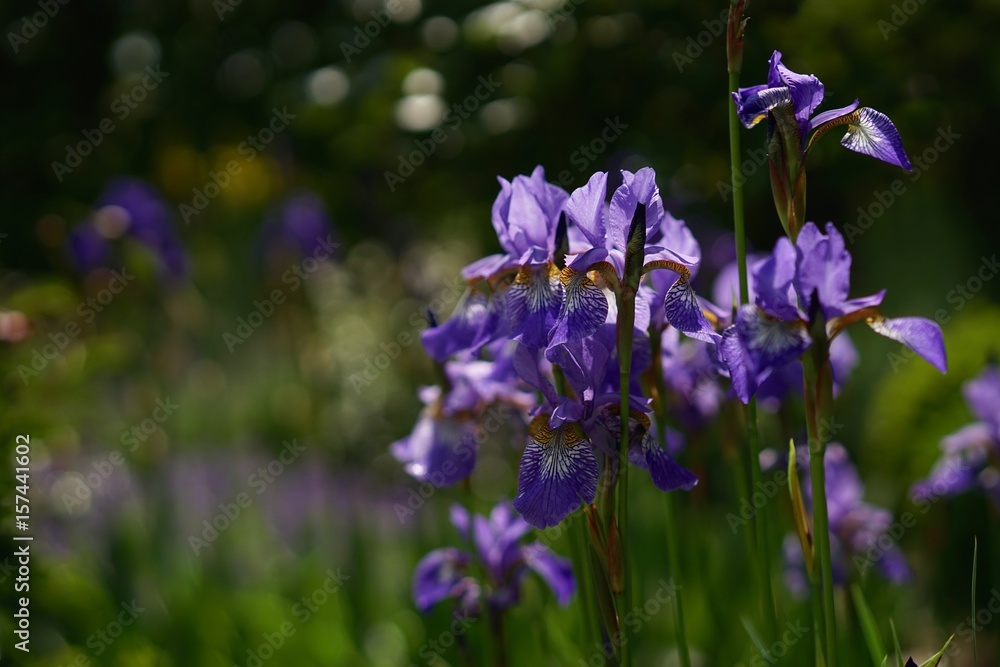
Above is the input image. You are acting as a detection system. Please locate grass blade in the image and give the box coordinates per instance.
[851,583,886,667]
[889,618,903,667]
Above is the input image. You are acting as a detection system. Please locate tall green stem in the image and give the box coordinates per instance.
[729,61,778,645]
[649,326,692,667]
[804,350,836,667]
[617,288,635,667]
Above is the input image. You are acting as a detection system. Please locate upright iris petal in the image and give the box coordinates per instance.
[513,415,599,528]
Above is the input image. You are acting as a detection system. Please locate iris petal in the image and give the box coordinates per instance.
[630,427,698,492]
[521,543,576,606]
[732,86,793,129]
[664,276,720,343]
[866,315,946,373]
[840,107,912,170]
[735,305,812,380]
[513,416,599,528]
[507,263,564,349]
[548,268,610,348]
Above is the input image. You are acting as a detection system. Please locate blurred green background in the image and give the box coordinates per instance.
[1,0,999,665]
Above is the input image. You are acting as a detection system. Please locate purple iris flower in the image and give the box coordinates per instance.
[511,332,696,529]
[461,166,570,350]
[713,222,945,403]
[783,443,910,595]
[560,168,708,349]
[733,51,911,170]
[413,501,574,615]
[67,177,188,281]
[259,190,339,259]
[392,345,533,487]
[911,363,1000,506]
[710,256,860,410]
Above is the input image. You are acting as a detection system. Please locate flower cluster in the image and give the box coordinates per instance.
[396,166,701,530]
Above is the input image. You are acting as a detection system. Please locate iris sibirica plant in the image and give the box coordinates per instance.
[397,16,957,666]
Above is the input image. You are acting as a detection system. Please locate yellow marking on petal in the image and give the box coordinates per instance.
[528,414,585,448]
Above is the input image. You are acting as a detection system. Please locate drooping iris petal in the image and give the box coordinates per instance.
[421,291,489,362]
[513,416,599,528]
[629,427,698,492]
[390,413,477,486]
[548,268,609,348]
[720,326,754,404]
[521,543,575,606]
[664,276,719,343]
[752,238,801,321]
[734,305,812,382]
[866,315,947,373]
[412,547,471,612]
[794,222,853,319]
[839,107,912,170]
[507,263,564,349]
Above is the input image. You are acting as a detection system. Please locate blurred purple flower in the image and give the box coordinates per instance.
[911,363,1000,506]
[259,190,339,259]
[784,443,910,594]
[413,501,574,615]
[67,177,188,281]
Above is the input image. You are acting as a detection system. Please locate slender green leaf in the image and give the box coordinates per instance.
[851,583,886,667]
[972,536,978,666]
[918,635,954,667]
[890,618,903,667]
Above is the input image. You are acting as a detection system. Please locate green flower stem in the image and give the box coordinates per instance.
[729,67,779,644]
[616,286,636,667]
[649,326,693,667]
[803,349,836,667]
[571,515,603,653]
